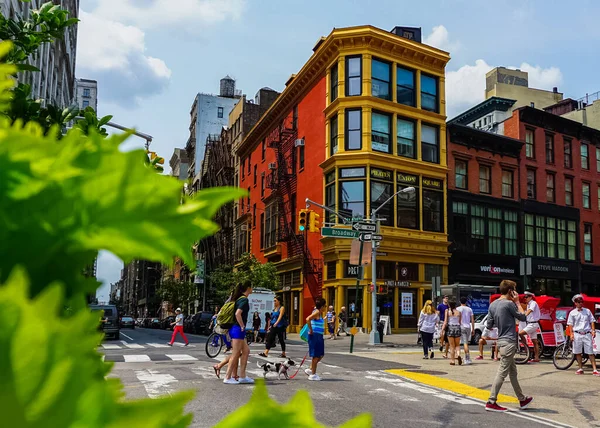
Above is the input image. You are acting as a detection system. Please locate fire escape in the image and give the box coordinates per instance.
[199,133,235,272]
[267,117,323,299]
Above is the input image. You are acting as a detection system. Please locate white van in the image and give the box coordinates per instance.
[245,287,276,331]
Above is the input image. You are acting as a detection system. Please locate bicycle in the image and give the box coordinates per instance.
[553,336,590,370]
[205,330,231,358]
[514,338,532,364]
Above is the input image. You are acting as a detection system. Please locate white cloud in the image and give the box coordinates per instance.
[92,0,245,29]
[424,25,460,52]
[446,60,563,117]
[77,11,172,105]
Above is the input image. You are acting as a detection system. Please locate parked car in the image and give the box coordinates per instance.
[120,316,135,329]
[471,313,488,345]
[90,304,120,340]
[183,315,194,333]
[161,316,176,330]
[190,312,214,335]
[150,318,161,329]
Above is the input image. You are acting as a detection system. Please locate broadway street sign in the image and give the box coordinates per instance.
[321,227,360,239]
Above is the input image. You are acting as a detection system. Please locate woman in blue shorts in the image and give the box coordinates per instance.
[305,297,326,381]
[223,281,253,385]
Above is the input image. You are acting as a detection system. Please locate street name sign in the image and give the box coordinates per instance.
[372,234,383,242]
[359,233,372,242]
[352,222,376,232]
[321,227,360,239]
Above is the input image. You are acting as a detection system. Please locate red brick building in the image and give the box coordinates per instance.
[448,101,600,303]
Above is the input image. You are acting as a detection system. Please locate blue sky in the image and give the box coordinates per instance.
[80,0,600,301]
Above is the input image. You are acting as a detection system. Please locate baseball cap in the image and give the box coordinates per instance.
[572,294,583,303]
[176,307,182,311]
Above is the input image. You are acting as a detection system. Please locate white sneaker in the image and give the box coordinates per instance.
[465,358,472,365]
[223,378,239,385]
[308,374,321,381]
[305,368,313,376]
[238,377,254,384]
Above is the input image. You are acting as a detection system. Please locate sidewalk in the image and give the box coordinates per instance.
[286,332,422,350]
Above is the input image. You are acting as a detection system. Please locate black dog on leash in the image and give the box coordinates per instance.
[257,358,296,380]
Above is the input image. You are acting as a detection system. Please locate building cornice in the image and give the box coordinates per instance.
[235,26,451,159]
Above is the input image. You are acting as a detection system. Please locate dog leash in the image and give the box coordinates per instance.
[289,351,309,379]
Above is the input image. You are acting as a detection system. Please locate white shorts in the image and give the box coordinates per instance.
[460,327,471,345]
[522,323,539,338]
[573,333,593,355]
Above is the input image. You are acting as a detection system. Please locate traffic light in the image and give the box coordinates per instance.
[298,209,309,232]
[309,211,321,232]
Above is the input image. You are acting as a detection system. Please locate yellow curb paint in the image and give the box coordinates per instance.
[385,369,519,404]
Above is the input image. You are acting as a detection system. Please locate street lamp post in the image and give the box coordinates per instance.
[369,186,415,345]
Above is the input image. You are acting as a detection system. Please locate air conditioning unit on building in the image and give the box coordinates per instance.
[268,162,277,170]
[294,138,305,147]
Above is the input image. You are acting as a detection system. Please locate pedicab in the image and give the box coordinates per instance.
[489,294,563,363]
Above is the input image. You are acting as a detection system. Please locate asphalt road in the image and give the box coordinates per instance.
[102,328,571,427]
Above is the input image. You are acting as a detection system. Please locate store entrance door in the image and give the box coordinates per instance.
[398,289,417,329]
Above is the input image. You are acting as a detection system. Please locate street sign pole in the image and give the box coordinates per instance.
[350,240,364,354]
[369,212,380,345]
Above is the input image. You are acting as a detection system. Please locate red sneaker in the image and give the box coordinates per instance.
[475,355,484,360]
[485,402,507,412]
[519,396,533,410]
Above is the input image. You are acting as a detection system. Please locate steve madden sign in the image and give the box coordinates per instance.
[480,265,515,275]
[537,264,569,273]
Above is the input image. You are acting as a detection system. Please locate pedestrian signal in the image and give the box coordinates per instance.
[298,209,309,232]
[309,212,321,232]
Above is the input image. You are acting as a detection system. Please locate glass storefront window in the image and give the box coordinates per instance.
[536,216,546,257]
[568,221,577,260]
[371,180,393,226]
[340,180,365,219]
[504,211,518,256]
[423,189,443,232]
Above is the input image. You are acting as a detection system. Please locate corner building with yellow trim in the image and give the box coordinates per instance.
[234,25,450,334]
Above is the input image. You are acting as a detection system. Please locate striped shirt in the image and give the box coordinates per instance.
[310,313,325,335]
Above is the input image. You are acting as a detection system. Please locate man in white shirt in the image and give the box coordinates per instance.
[567,294,598,376]
[457,297,474,364]
[518,291,541,362]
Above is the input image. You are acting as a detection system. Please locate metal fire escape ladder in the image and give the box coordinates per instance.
[268,119,322,299]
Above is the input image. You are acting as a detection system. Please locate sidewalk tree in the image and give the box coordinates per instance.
[156,278,196,311]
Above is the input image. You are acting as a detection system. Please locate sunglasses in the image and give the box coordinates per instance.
[575,300,583,303]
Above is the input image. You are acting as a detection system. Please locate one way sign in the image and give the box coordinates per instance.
[352,222,376,232]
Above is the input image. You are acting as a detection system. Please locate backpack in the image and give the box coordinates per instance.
[217,297,246,328]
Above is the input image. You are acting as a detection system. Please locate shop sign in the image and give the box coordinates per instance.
[479,265,516,275]
[344,262,361,278]
[370,167,393,182]
[397,173,418,185]
[385,280,411,287]
[536,264,569,273]
[422,177,443,190]
[532,259,574,279]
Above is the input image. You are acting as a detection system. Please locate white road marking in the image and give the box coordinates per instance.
[147,343,170,348]
[101,344,121,350]
[124,354,151,363]
[166,354,198,361]
[173,343,196,347]
[191,367,218,379]
[135,369,177,399]
[121,332,134,341]
[322,364,340,368]
[124,343,144,349]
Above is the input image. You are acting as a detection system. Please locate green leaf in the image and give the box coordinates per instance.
[16,63,39,72]
[0,267,194,427]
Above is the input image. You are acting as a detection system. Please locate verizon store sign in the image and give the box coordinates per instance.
[480,265,516,275]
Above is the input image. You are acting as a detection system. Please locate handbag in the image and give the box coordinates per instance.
[299,323,309,342]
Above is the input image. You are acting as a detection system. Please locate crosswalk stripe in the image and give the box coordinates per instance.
[124,354,151,362]
[124,343,145,349]
[173,343,196,348]
[135,369,177,399]
[102,344,121,349]
[166,354,198,361]
[147,343,170,348]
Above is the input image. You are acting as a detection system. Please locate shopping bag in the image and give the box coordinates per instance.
[433,324,441,340]
[299,323,309,342]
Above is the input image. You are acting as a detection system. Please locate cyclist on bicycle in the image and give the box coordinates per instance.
[567,294,599,376]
